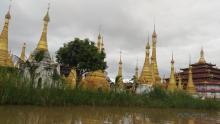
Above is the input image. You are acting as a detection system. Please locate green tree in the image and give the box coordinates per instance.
[56,38,107,86]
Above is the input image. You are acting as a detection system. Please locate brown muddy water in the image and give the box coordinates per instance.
[0,106,219,124]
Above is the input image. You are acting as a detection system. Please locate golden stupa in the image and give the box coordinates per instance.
[0,4,14,67]
[80,33,110,91]
[81,70,110,91]
[65,68,77,89]
[151,25,161,84]
[139,38,153,84]
[186,64,196,94]
[115,51,124,90]
[167,53,177,91]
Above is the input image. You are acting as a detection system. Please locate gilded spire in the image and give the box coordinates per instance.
[101,36,104,52]
[139,35,153,84]
[0,1,12,67]
[187,63,196,94]
[151,25,161,83]
[116,50,124,90]
[152,24,157,38]
[118,51,122,76]
[168,53,177,91]
[36,3,50,51]
[198,47,206,64]
[96,32,103,52]
[20,43,26,62]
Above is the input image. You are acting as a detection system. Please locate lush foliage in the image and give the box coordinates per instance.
[56,38,107,84]
[0,67,220,109]
[34,50,45,62]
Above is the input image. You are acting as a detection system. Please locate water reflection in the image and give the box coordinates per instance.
[0,106,219,124]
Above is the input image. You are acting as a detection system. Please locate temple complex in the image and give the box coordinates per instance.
[0,4,14,67]
[172,48,220,97]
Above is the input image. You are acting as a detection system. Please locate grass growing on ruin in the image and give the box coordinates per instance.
[0,67,220,109]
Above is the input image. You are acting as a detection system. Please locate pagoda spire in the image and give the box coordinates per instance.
[151,24,161,83]
[118,51,123,77]
[116,50,124,90]
[0,0,12,67]
[198,47,206,64]
[139,35,153,84]
[168,53,177,91]
[20,43,26,62]
[96,25,104,53]
[96,32,103,53]
[187,60,196,94]
[101,36,104,51]
[36,3,50,51]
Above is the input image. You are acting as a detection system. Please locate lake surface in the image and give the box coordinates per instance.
[0,106,219,124]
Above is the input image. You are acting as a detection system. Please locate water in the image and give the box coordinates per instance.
[0,106,219,124]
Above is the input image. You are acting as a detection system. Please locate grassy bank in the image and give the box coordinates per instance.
[0,67,220,109]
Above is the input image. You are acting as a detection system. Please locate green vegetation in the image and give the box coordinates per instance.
[34,50,45,62]
[56,38,107,85]
[0,67,220,109]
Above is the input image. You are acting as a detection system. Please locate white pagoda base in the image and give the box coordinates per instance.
[136,84,153,94]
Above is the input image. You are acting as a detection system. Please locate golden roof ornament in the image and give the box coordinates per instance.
[152,24,157,38]
[198,47,206,64]
[5,0,12,20]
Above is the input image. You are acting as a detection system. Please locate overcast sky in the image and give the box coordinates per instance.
[1,0,220,79]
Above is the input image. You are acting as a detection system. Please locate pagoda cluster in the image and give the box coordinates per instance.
[1,2,220,98]
[113,27,162,93]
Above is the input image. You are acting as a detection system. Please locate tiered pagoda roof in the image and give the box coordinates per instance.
[178,49,220,85]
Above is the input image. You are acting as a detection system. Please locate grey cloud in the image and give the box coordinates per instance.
[1,0,220,80]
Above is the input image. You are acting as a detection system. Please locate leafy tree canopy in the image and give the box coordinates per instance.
[56,38,107,81]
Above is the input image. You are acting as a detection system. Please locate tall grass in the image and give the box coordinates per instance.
[0,67,220,109]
